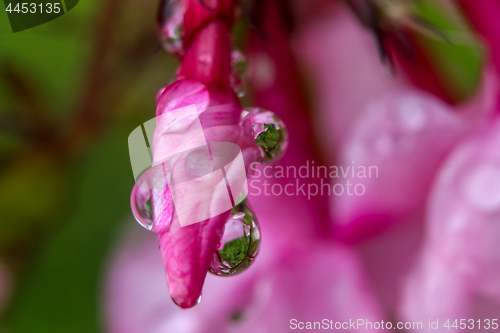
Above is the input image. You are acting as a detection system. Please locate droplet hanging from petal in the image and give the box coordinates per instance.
[208,199,261,276]
[157,0,185,56]
[130,184,154,230]
[241,107,289,163]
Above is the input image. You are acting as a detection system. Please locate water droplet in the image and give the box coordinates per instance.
[231,50,248,98]
[130,185,154,230]
[157,0,185,56]
[171,294,202,308]
[198,54,213,65]
[209,199,261,276]
[462,163,500,213]
[396,97,428,132]
[241,107,289,163]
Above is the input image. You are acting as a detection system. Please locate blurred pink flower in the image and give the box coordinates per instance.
[295,2,498,242]
[399,116,500,330]
[105,223,386,333]
[294,6,403,154]
[116,0,389,328]
[119,0,500,329]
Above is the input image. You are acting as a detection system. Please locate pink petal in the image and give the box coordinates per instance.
[150,79,259,307]
[333,89,468,241]
[399,117,500,326]
[458,0,500,73]
[294,6,404,152]
[156,80,210,117]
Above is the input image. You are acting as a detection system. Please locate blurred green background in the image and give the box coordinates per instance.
[0,1,178,331]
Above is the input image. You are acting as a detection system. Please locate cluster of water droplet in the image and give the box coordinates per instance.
[209,198,261,276]
[241,107,289,163]
[149,0,292,281]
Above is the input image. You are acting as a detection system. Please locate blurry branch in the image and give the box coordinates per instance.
[0,0,150,323]
[64,0,162,156]
[1,64,49,123]
[0,64,55,146]
[63,0,123,155]
[0,0,164,326]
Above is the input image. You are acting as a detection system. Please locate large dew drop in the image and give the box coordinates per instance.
[209,199,261,276]
[241,107,289,163]
[157,0,185,56]
[130,185,154,230]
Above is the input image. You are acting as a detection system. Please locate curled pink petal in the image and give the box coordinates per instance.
[156,80,210,117]
[149,78,260,307]
[158,213,227,308]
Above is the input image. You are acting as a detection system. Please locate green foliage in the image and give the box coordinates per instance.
[411,0,485,102]
[218,221,260,275]
[219,234,251,268]
[255,124,279,150]
[144,197,152,216]
[255,123,284,161]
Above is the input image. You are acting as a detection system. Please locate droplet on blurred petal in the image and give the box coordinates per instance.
[461,164,500,213]
[130,185,154,230]
[157,0,185,56]
[230,50,248,98]
[208,199,261,276]
[396,97,428,132]
[171,295,202,308]
[241,107,288,163]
